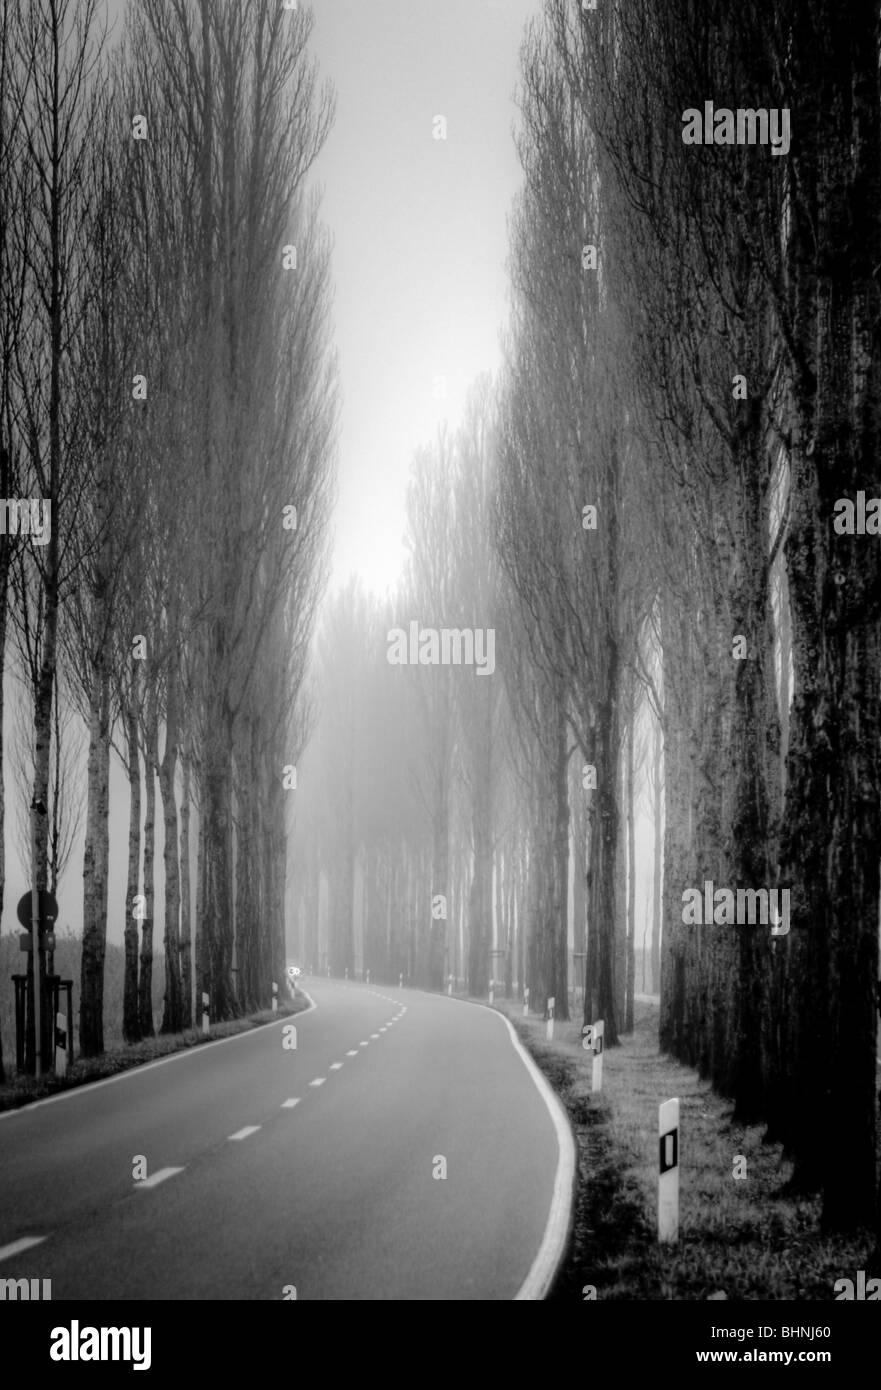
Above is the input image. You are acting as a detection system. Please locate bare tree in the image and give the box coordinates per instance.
[8,0,106,1068]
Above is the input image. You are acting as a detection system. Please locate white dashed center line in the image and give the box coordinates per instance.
[329,1062,343,1070]
[309,1077,326,1087]
[281,1098,301,1109]
[346,1050,358,1057]
[228,1126,261,1141]
[370,1033,380,1039]
[134,1166,185,1190]
[0,1236,46,1264]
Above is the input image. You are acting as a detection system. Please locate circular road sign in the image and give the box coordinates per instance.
[17,889,59,930]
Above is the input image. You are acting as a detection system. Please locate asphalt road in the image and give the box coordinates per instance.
[0,979,574,1300]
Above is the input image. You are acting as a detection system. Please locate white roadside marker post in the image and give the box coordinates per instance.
[592,1019,604,1092]
[546,996,555,1041]
[658,1097,680,1243]
[366,969,370,985]
[201,991,209,1035]
[272,981,278,1012]
[344,966,348,981]
[447,973,453,996]
[399,972,403,988]
[488,977,494,1004]
[523,986,529,1016]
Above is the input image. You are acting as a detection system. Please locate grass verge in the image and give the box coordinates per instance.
[0,991,311,1114]
[489,997,874,1300]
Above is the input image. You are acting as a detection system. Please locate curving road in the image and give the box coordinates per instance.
[0,978,574,1301]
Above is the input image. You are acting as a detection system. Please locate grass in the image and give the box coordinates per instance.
[0,991,311,1113]
[488,997,875,1300]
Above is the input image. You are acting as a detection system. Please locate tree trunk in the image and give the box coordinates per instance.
[138,730,156,1039]
[234,734,257,1013]
[650,718,662,997]
[589,671,620,1045]
[179,748,193,1028]
[613,749,627,1028]
[625,709,636,1033]
[159,668,183,1033]
[123,703,142,1043]
[429,777,449,992]
[79,642,111,1057]
[203,706,238,1019]
[467,761,492,997]
[195,767,207,1023]
[551,688,570,1022]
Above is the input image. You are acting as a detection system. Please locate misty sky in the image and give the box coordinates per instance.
[311,0,541,595]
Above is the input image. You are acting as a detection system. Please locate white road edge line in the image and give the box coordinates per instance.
[0,1236,47,1264]
[444,994,577,1302]
[0,990,319,1123]
[228,1126,261,1141]
[134,1166,185,1190]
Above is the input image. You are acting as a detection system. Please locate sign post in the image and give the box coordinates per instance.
[55,1009,68,1077]
[18,880,58,1077]
[591,1019,604,1092]
[19,931,55,953]
[658,1097,680,1243]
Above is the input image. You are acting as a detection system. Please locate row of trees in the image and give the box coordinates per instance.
[294,0,880,1236]
[293,388,520,1004]
[582,0,879,1236]
[0,0,336,1074]
[291,364,658,1035]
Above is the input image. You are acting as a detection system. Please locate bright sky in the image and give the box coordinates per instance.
[310,0,541,596]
